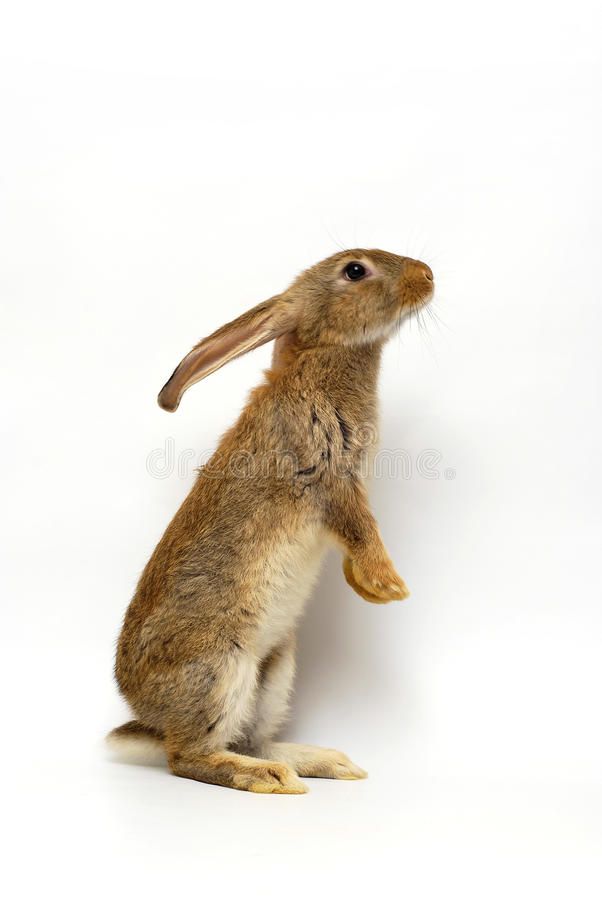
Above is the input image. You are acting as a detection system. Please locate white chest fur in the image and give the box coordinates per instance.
[252,524,327,660]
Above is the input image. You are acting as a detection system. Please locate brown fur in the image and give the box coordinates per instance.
[110,249,434,793]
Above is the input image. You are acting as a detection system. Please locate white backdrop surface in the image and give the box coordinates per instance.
[1,1,601,897]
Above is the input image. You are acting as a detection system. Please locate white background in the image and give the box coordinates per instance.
[1,1,601,897]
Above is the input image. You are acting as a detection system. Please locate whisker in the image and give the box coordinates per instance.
[320,222,347,252]
[426,303,452,332]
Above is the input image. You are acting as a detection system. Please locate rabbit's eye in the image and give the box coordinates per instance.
[343,262,367,281]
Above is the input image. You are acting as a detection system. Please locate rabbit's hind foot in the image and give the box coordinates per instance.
[263,742,368,780]
[168,748,308,794]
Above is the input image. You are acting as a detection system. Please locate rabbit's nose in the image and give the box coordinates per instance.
[403,258,433,283]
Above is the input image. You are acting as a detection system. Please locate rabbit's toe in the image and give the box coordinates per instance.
[343,556,410,604]
[318,751,368,780]
[234,761,308,794]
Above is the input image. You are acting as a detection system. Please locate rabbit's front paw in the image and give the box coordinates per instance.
[343,555,410,604]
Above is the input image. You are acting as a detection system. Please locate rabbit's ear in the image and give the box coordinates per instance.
[157,295,294,412]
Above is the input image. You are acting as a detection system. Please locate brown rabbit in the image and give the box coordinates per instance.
[108,249,434,793]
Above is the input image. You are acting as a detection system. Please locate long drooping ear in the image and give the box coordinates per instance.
[157,294,295,412]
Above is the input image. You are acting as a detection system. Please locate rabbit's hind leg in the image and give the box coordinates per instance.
[265,743,367,780]
[249,634,297,752]
[168,748,307,794]
[246,636,366,781]
[164,649,306,794]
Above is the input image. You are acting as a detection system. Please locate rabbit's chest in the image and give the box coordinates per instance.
[252,524,327,659]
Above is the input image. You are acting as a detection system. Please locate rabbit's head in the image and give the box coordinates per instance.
[286,249,433,347]
[158,249,433,411]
